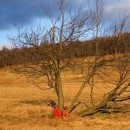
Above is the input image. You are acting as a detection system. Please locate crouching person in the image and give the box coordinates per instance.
[53,106,61,119]
[62,106,69,119]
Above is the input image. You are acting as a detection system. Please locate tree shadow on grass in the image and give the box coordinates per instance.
[19,99,56,107]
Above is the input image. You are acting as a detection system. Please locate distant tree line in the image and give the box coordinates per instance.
[0,32,130,68]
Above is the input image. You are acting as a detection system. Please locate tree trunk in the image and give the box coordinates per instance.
[80,88,117,116]
[80,108,99,117]
[55,70,64,111]
[68,82,86,113]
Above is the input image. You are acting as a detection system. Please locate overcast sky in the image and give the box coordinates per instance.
[0,0,130,48]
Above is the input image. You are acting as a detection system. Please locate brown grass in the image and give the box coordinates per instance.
[0,68,130,130]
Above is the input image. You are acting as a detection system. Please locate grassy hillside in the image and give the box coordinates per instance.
[0,68,130,130]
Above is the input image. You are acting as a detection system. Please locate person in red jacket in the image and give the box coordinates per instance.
[53,106,61,118]
[62,106,69,119]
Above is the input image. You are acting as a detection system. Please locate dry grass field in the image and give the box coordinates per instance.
[0,68,130,130]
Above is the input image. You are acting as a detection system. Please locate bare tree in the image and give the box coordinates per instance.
[90,0,104,55]
[68,8,130,115]
[79,54,130,116]
[10,0,92,111]
[68,53,130,116]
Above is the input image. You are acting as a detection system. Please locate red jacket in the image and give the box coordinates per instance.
[53,107,61,118]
